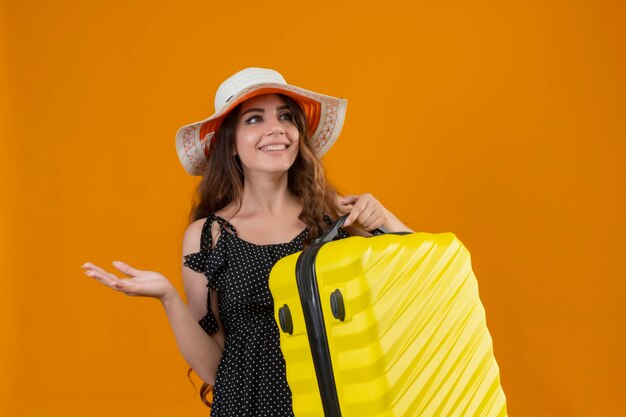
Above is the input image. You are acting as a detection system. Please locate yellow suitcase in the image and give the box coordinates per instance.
[269,218,507,416]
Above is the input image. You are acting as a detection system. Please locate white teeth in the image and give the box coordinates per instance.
[261,144,287,152]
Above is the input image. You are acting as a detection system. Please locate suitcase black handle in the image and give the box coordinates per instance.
[315,214,387,244]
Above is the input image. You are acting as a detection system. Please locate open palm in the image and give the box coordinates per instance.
[83,261,174,300]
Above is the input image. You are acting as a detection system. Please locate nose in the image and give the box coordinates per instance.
[265,115,286,136]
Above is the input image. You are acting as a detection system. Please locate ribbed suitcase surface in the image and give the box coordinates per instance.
[269,232,507,417]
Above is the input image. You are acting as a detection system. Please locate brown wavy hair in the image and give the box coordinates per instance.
[189,93,341,239]
[188,93,342,407]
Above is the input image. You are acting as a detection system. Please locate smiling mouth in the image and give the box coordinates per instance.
[260,144,288,152]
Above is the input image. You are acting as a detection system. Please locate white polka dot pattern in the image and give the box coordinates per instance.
[183,214,349,416]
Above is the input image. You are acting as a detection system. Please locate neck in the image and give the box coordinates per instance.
[238,171,298,215]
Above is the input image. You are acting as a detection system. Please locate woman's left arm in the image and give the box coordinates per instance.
[338,194,414,234]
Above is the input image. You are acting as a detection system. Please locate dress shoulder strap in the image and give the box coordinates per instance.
[198,215,216,252]
[211,214,238,235]
[199,214,237,251]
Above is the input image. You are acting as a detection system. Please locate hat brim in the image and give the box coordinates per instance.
[175,83,346,176]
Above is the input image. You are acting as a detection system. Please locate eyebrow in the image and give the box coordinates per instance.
[240,105,290,118]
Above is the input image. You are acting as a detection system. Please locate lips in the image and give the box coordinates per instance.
[259,144,288,152]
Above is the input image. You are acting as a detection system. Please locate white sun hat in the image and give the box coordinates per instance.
[175,67,348,176]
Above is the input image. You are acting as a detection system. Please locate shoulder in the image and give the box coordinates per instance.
[183,216,223,253]
[183,218,208,241]
[184,218,208,239]
[182,217,209,255]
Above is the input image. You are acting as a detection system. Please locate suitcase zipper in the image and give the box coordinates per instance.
[295,242,342,417]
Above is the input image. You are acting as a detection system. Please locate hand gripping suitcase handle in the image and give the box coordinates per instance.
[315,214,387,244]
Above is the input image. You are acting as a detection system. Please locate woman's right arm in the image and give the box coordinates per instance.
[82,219,224,385]
[177,218,226,383]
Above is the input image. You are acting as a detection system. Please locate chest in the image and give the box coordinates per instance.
[215,237,304,305]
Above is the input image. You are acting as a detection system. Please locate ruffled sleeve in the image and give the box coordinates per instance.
[182,215,227,335]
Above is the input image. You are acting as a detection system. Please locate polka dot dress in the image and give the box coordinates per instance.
[183,214,349,416]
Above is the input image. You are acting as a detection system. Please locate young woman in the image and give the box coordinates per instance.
[83,67,412,416]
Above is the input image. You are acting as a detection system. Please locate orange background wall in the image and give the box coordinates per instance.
[2,1,625,416]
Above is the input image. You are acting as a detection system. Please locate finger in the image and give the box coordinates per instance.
[83,268,125,290]
[337,197,354,214]
[342,194,367,226]
[112,279,140,296]
[112,261,140,277]
[343,203,363,227]
[352,195,385,230]
[84,269,139,296]
[81,262,101,271]
[351,195,374,224]
[82,262,119,280]
[361,212,385,231]
[359,199,385,230]
[339,195,359,205]
[357,209,377,230]
[337,205,352,214]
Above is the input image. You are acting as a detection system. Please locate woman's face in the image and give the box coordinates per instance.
[234,94,300,176]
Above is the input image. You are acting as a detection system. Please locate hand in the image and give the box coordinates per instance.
[338,194,390,231]
[82,261,176,301]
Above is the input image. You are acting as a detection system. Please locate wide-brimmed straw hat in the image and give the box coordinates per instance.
[175,67,348,176]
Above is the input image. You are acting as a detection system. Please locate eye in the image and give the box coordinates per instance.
[279,112,294,122]
[245,115,263,124]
